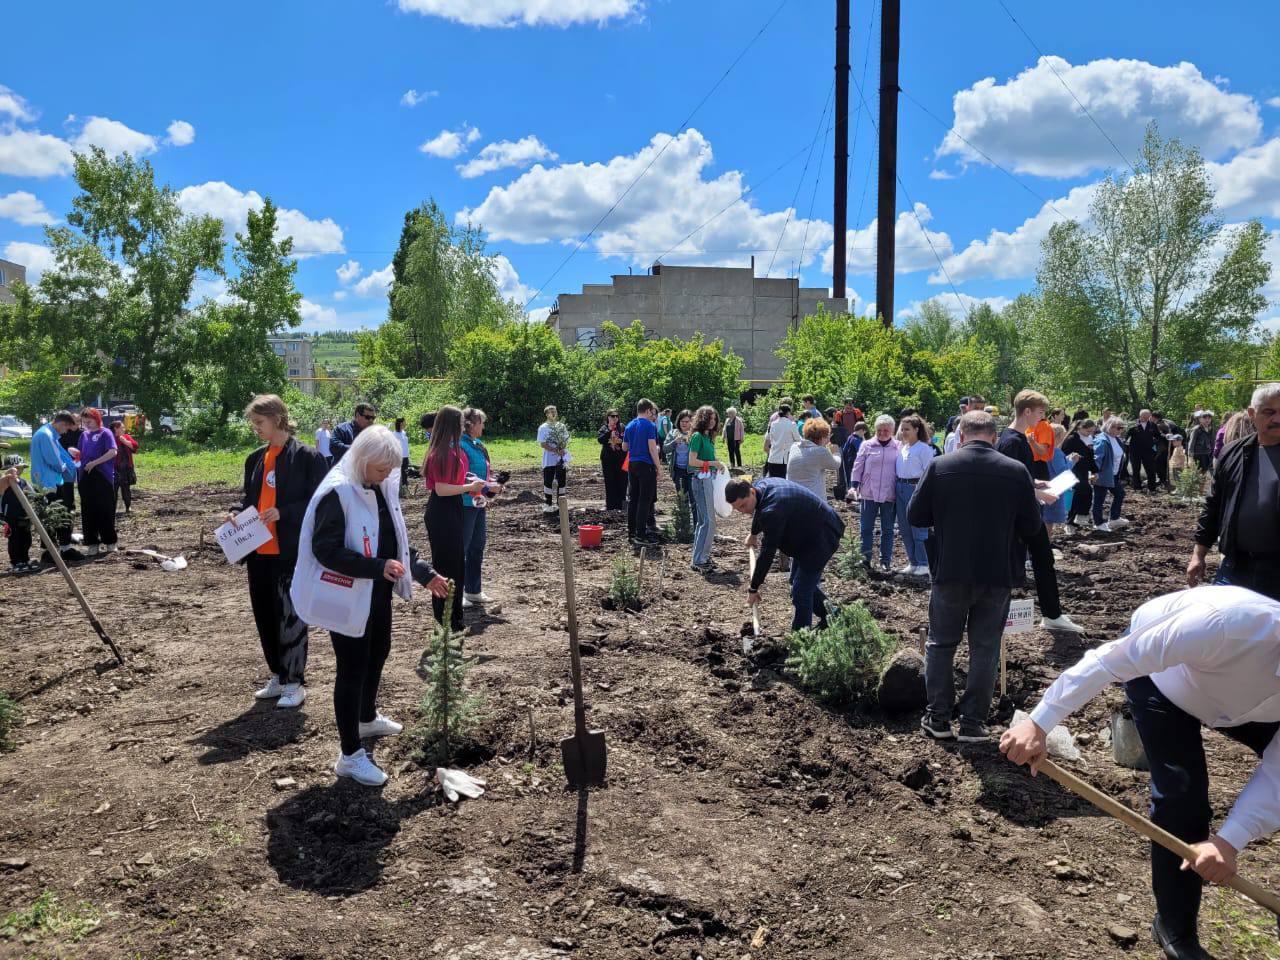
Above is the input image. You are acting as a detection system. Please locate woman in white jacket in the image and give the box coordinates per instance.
[292,426,449,786]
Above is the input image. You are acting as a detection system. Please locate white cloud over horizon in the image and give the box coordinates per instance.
[165,120,196,147]
[401,89,439,107]
[458,135,558,178]
[0,127,74,177]
[395,0,641,28]
[0,85,36,123]
[2,241,55,281]
[177,181,345,258]
[353,264,394,297]
[821,203,955,277]
[72,116,159,158]
[419,124,481,158]
[0,190,58,226]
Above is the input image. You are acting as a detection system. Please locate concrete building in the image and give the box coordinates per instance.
[0,258,28,305]
[268,336,316,395]
[546,263,848,385]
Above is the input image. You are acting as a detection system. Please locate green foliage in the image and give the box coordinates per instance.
[785,601,895,707]
[834,532,868,581]
[1173,463,1207,502]
[0,692,19,752]
[0,283,75,426]
[1,890,101,943]
[665,490,693,544]
[594,320,745,417]
[413,583,482,764]
[607,554,643,609]
[27,481,73,540]
[180,408,256,448]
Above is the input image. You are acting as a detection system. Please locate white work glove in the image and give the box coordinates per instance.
[435,767,487,802]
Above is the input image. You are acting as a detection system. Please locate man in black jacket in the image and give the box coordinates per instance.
[908,411,1044,742]
[1127,410,1160,492]
[727,477,845,631]
[330,403,377,464]
[1188,383,1280,599]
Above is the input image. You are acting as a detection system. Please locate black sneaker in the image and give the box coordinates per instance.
[920,716,954,740]
[957,721,991,743]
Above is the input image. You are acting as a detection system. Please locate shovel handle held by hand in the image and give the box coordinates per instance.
[1037,759,1280,917]
[747,546,762,638]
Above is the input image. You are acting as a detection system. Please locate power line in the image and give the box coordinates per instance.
[521,0,792,309]
[768,81,834,277]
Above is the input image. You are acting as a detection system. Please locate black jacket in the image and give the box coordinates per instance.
[330,419,362,464]
[597,424,626,465]
[312,486,437,585]
[1195,435,1279,560]
[1127,421,1160,460]
[907,440,1043,586]
[1061,430,1096,482]
[748,478,845,589]
[236,437,329,574]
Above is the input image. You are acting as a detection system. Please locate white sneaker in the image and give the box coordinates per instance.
[911,564,931,577]
[542,504,557,514]
[276,683,306,709]
[254,677,284,700]
[897,564,915,575]
[464,591,493,605]
[1042,614,1085,634]
[358,713,403,739]
[1094,521,1112,533]
[461,594,473,609]
[1109,517,1130,528]
[84,544,101,557]
[334,748,387,787]
[1063,524,1078,536]
[103,543,119,553]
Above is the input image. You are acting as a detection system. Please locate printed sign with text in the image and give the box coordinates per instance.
[215,507,274,564]
[1003,598,1035,635]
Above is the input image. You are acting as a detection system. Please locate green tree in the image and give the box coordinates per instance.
[195,199,301,424]
[0,282,71,426]
[963,299,1035,407]
[901,299,960,353]
[360,200,519,376]
[1034,124,1270,414]
[38,148,224,431]
[593,320,744,417]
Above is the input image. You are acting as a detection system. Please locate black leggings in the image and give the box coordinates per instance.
[116,479,132,512]
[330,583,392,756]
[79,471,117,547]
[726,438,742,468]
[425,492,465,630]
[601,457,627,510]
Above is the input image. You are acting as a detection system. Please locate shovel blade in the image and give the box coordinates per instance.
[561,730,607,788]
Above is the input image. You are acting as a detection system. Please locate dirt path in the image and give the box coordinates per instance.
[1,470,1276,959]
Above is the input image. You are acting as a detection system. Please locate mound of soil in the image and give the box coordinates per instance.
[0,475,1274,958]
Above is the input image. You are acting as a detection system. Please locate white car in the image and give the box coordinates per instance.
[0,415,32,440]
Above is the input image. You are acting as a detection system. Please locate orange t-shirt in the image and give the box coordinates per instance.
[1026,420,1055,462]
[256,445,282,555]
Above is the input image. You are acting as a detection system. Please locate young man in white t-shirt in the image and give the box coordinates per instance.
[314,419,333,464]
[536,405,568,514]
[763,404,801,478]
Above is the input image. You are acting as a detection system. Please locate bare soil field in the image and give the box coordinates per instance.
[1,468,1276,959]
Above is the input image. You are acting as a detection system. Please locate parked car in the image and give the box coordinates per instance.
[0,415,33,440]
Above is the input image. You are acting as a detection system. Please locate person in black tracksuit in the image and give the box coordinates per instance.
[1060,419,1098,528]
[230,397,328,701]
[597,410,628,511]
[1127,413,1160,491]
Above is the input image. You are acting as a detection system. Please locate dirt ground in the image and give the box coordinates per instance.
[1,466,1277,960]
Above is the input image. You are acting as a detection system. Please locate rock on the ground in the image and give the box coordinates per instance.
[878,648,927,714]
[1106,924,1138,947]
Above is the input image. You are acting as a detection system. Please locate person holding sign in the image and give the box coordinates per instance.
[225,395,328,709]
[1001,586,1280,960]
[908,411,1044,742]
[292,425,451,787]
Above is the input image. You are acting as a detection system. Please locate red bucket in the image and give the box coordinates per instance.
[578,524,603,549]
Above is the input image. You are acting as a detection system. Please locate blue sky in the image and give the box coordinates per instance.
[3,0,1279,332]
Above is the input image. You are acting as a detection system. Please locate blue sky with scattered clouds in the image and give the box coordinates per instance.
[3,0,1279,332]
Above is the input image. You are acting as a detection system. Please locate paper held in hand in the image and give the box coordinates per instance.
[1045,469,1079,499]
[1003,598,1035,635]
[216,507,274,564]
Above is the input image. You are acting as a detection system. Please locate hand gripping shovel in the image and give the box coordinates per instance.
[556,496,607,787]
[9,481,124,665]
[1036,758,1280,918]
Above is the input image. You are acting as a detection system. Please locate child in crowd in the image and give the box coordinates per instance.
[1168,435,1187,483]
[0,455,34,572]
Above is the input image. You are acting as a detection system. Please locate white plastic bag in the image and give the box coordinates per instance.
[1012,709,1080,762]
[712,465,733,518]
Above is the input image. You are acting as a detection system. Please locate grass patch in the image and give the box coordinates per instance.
[1,890,102,944]
[209,821,244,847]
[1202,887,1280,959]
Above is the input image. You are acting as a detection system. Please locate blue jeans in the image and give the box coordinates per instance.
[894,479,927,565]
[924,582,1011,725]
[673,466,697,525]
[461,506,487,595]
[859,498,896,566]
[788,562,829,631]
[1091,482,1124,525]
[1213,556,1280,600]
[1124,675,1279,938]
[690,474,716,566]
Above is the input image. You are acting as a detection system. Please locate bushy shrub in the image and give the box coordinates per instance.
[594,320,745,418]
[785,601,895,707]
[1173,465,1207,502]
[180,408,256,448]
[834,532,868,581]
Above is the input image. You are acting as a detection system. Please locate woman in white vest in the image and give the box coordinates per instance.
[292,425,449,786]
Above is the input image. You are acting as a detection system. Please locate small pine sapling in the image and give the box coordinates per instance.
[1172,465,1206,502]
[785,601,895,707]
[665,491,693,543]
[29,482,74,542]
[835,531,867,581]
[413,583,482,764]
[606,554,643,610]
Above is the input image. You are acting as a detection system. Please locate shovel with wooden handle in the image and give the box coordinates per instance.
[1036,758,1280,918]
[9,481,124,665]
[744,546,762,654]
[556,496,607,788]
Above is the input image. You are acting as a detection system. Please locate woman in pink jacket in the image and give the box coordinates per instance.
[847,414,900,570]
[722,406,746,469]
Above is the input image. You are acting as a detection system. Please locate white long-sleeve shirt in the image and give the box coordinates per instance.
[1030,585,1280,851]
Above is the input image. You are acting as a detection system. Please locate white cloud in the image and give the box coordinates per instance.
[298,298,341,331]
[353,264,394,297]
[2,241,56,281]
[0,128,74,177]
[462,128,832,277]
[165,120,195,147]
[933,183,1098,284]
[527,306,552,324]
[898,292,1012,321]
[73,116,159,157]
[401,89,438,107]
[0,85,35,122]
[928,169,955,181]
[1209,137,1280,218]
[419,124,481,158]
[396,0,641,28]
[1266,97,1280,109]
[820,203,954,277]
[458,135,558,178]
[189,275,231,306]
[177,181,345,258]
[937,57,1262,178]
[1263,229,1280,301]
[0,191,57,226]
[489,254,533,302]
[336,259,362,285]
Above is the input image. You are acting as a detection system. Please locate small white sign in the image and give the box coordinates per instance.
[216,507,274,564]
[1004,598,1035,635]
[1045,469,1079,498]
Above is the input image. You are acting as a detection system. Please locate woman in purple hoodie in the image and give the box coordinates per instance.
[76,408,119,555]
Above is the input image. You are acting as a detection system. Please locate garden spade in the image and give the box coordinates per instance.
[556,496,607,787]
[8,480,124,665]
[743,546,762,654]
